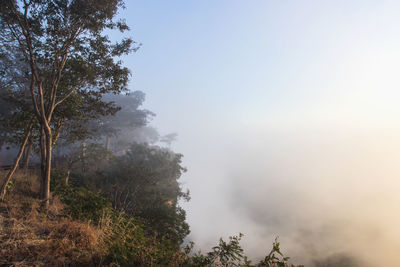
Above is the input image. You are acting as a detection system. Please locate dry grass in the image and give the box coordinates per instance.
[0,171,107,266]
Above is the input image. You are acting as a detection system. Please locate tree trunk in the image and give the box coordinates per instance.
[0,125,32,201]
[65,169,70,186]
[40,126,47,200]
[42,125,52,209]
[22,137,33,173]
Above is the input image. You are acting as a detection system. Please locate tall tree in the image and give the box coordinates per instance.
[0,0,136,207]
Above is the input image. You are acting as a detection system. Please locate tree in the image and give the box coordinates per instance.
[93,91,155,150]
[0,0,136,207]
[84,143,190,246]
[0,50,37,200]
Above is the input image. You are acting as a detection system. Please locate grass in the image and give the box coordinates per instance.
[0,171,107,266]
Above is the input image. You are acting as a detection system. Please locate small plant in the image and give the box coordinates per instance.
[181,235,303,267]
[207,233,247,267]
[6,180,14,190]
[258,237,303,267]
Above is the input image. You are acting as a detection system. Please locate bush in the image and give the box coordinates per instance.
[57,186,111,224]
[96,143,190,246]
[56,184,183,266]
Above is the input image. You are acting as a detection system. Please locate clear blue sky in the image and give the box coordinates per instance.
[116,1,400,265]
[121,0,400,131]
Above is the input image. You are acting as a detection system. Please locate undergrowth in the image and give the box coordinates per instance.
[0,171,303,267]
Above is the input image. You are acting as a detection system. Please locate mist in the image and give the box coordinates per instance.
[112,1,400,266]
[6,0,400,265]
[178,118,400,266]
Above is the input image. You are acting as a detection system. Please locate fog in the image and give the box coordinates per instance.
[118,1,400,265]
[178,119,400,266]
[3,0,400,265]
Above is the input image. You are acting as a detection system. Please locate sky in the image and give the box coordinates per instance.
[116,1,400,266]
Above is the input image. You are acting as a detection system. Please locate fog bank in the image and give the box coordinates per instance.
[182,121,400,266]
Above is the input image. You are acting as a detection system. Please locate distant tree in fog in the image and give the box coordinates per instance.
[313,253,360,267]
[88,91,155,150]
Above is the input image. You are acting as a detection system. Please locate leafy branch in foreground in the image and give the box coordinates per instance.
[183,234,303,267]
[258,237,304,267]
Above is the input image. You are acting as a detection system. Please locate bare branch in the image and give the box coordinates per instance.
[54,87,77,108]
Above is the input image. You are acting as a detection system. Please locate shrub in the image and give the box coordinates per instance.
[57,186,111,224]
[56,184,182,266]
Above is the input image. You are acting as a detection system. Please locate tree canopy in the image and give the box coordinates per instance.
[0,0,138,206]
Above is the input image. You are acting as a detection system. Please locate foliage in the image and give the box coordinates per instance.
[0,0,138,204]
[0,2,305,265]
[0,51,37,149]
[90,92,155,145]
[190,233,250,267]
[87,142,190,246]
[51,141,307,267]
[53,143,114,177]
[55,182,188,266]
[257,238,303,267]
[102,210,184,266]
[5,180,14,191]
[181,234,303,267]
[53,144,190,265]
[56,185,111,224]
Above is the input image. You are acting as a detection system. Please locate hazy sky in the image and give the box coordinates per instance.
[117,1,400,266]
